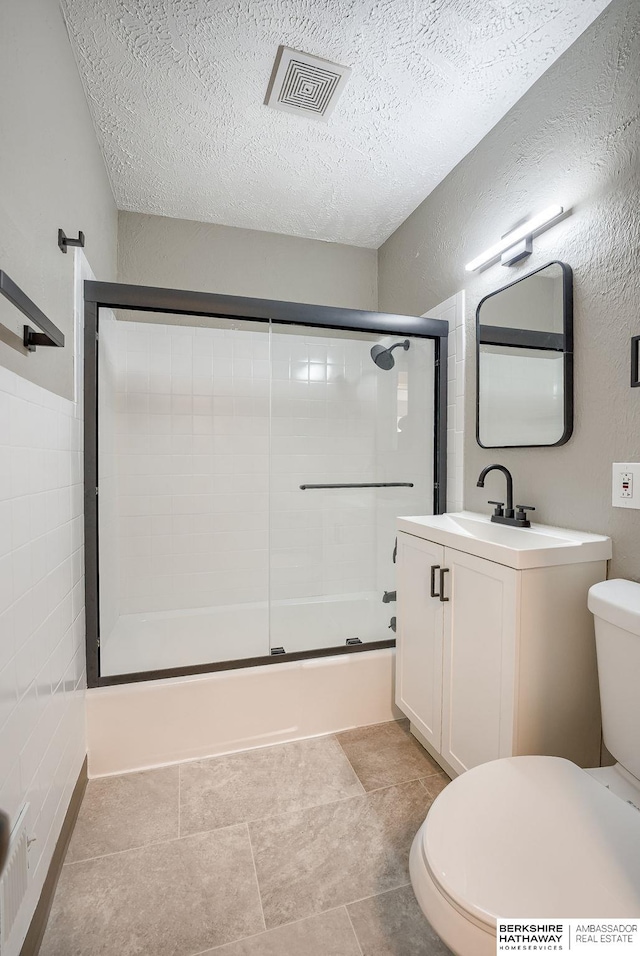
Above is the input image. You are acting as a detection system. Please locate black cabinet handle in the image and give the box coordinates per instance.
[0,810,9,878]
[430,564,441,598]
[439,567,450,602]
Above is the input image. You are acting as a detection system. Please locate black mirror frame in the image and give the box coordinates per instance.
[475,260,573,449]
[631,335,640,387]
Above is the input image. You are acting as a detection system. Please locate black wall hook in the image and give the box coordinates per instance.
[58,228,85,253]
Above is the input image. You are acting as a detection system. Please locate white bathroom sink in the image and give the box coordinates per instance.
[397,511,611,569]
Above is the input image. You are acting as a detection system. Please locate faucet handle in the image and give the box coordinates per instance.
[515,504,535,522]
[487,500,504,517]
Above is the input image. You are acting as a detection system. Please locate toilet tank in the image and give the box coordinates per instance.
[588,579,640,781]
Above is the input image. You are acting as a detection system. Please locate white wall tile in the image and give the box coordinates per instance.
[0,365,86,956]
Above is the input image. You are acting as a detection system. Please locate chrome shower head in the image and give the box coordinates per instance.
[370,339,410,370]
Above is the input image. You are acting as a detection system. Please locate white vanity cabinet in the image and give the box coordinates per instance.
[395,513,612,777]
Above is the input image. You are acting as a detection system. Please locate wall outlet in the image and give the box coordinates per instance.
[612,463,640,509]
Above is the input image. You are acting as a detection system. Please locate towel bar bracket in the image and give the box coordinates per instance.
[58,228,85,254]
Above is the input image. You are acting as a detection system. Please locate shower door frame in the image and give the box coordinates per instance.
[83,280,449,687]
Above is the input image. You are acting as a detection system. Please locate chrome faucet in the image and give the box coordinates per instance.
[476,464,535,528]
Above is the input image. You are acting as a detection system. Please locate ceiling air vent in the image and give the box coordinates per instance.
[265,46,351,121]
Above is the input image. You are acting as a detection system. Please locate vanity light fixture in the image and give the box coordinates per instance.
[465,204,564,272]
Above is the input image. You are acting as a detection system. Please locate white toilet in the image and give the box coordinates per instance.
[410,578,640,956]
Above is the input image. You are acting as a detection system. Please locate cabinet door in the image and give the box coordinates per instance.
[396,533,445,749]
[441,548,519,775]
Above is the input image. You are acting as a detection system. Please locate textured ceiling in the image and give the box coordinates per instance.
[61,0,611,248]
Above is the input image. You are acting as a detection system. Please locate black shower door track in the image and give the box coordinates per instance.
[83,280,449,688]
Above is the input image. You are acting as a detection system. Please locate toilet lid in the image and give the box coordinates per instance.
[421,756,640,930]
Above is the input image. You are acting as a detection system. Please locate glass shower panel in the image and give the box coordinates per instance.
[97,310,271,676]
[269,325,435,655]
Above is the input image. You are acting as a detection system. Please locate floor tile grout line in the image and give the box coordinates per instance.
[176,786,373,843]
[327,733,367,795]
[332,731,446,792]
[69,772,440,866]
[244,822,267,934]
[344,905,365,956]
[64,773,443,868]
[62,820,249,867]
[198,890,418,956]
[365,773,447,796]
[345,880,412,910]
[190,901,355,954]
[231,881,415,941]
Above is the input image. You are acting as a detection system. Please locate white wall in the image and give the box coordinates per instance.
[118,211,378,311]
[0,0,117,400]
[0,361,86,956]
[378,0,640,577]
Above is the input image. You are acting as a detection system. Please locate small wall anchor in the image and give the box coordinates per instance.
[58,229,85,253]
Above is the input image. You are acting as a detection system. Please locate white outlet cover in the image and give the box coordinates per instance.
[612,462,640,509]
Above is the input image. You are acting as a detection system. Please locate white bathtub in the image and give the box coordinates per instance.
[100,591,393,676]
[87,647,401,776]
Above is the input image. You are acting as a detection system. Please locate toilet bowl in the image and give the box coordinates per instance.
[410,579,640,956]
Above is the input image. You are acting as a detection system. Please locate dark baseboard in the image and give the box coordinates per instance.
[19,756,88,956]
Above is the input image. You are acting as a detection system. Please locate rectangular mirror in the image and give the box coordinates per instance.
[476,260,573,448]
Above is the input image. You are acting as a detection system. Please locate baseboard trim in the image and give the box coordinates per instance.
[19,757,88,956]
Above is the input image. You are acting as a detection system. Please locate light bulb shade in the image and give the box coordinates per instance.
[465,205,564,272]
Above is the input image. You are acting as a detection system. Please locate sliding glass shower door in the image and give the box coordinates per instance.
[89,287,445,684]
[98,312,272,677]
[269,325,434,655]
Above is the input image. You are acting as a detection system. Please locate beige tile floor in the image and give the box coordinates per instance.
[40,719,452,956]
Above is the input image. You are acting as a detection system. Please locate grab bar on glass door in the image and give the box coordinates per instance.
[299,482,414,490]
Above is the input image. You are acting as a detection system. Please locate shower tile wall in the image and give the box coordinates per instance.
[104,319,270,617]
[372,342,434,604]
[269,332,380,603]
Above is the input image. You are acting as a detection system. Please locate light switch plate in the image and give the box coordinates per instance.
[612,462,640,508]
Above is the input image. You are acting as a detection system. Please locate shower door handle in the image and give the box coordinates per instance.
[439,567,450,602]
[299,482,414,490]
[429,564,441,598]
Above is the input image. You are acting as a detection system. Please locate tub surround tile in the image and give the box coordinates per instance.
[336,719,441,791]
[347,884,452,955]
[65,766,179,862]
[202,907,362,956]
[249,779,432,929]
[40,826,264,956]
[179,736,364,835]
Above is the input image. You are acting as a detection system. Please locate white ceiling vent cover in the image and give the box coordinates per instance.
[265,47,351,121]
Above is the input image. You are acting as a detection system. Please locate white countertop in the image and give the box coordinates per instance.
[397,511,612,570]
